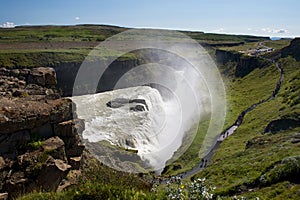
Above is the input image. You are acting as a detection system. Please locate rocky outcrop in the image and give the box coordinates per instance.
[0,67,85,198]
[0,67,59,99]
[36,157,71,192]
[216,49,272,77]
[264,118,300,134]
[259,155,300,186]
[106,98,149,111]
[130,105,146,112]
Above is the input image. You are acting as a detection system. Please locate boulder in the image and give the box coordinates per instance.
[130,105,146,112]
[42,137,67,161]
[27,67,57,87]
[106,98,130,108]
[54,120,77,137]
[106,98,149,110]
[54,119,85,158]
[36,156,71,192]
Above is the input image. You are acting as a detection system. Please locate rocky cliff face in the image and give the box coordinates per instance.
[0,67,84,199]
[54,58,141,97]
[281,38,300,61]
[216,49,272,77]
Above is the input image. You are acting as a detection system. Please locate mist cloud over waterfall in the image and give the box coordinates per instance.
[71,29,226,173]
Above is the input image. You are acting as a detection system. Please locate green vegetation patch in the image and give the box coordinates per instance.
[192,56,300,198]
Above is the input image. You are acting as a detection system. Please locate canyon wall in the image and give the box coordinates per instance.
[54,58,141,97]
[0,67,84,199]
[216,49,272,77]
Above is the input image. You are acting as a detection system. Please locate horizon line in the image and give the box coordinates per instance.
[0,23,297,39]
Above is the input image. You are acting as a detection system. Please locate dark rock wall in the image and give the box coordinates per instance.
[53,59,141,97]
[216,49,272,77]
[281,38,300,61]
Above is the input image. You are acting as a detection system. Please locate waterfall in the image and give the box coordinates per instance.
[69,30,227,173]
[71,86,184,171]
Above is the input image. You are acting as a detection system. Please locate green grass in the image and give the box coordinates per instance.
[0,49,137,68]
[220,39,291,52]
[220,41,262,52]
[0,25,126,43]
[0,25,272,68]
[17,154,160,200]
[223,62,279,126]
[0,25,268,44]
[192,56,300,198]
[264,40,291,49]
[183,31,268,42]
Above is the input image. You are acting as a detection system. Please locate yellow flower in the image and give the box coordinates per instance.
[180,185,185,189]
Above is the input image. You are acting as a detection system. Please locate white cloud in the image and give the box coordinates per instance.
[210,27,225,33]
[274,29,288,34]
[261,27,288,34]
[75,17,80,21]
[1,22,15,28]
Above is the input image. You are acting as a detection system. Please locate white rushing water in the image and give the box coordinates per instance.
[71,86,186,171]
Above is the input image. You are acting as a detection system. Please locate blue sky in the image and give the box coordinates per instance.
[0,0,299,37]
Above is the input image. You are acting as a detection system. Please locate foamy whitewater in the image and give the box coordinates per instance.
[71,86,186,171]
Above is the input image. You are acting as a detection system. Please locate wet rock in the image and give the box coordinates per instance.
[130,104,146,112]
[129,99,149,110]
[125,139,136,148]
[106,98,130,108]
[107,98,149,110]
